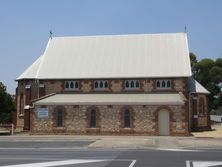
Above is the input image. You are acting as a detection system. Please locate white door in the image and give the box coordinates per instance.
[158,110,170,136]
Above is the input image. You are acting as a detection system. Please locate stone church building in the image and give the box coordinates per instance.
[15,33,210,135]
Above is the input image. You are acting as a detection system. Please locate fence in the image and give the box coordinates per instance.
[0,124,14,136]
[210,115,222,123]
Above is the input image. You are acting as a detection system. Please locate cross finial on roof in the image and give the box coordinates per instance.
[50,30,52,39]
[184,25,187,33]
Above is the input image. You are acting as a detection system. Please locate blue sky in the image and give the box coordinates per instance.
[0,0,221,94]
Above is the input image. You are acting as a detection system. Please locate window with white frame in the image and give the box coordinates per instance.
[64,81,79,90]
[125,80,140,89]
[156,80,171,89]
[94,80,109,90]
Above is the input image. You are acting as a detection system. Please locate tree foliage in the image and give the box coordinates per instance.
[190,53,222,110]
[0,82,15,123]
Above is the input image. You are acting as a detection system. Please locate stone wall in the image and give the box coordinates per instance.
[44,81,63,94]
[16,78,188,132]
[110,80,123,92]
[81,81,92,92]
[31,104,188,135]
[173,78,186,92]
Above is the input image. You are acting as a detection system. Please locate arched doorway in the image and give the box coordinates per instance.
[158,109,170,135]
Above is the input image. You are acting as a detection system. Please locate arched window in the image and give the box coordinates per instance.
[70,82,74,89]
[124,109,131,128]
[126,81,129,88]
[95,82,98,88]
[65,82,69,89]
[156,80,172,90]
[19,93,24,115]
[157,81,160,87]
[167,81,171,87]
[136,81,139,88]
[104,81,108,88]
[94,80,108,90]
[125,80,140,89]
[199,98,205,115]
[90,110,96,128]
[162,81,165,87]
[65,81,79,90]
[56,110,63,127]
[75,82,79,88]
[130,81,134,88]
[100,81,103,88]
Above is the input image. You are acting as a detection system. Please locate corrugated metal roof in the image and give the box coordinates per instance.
[17,33,192,80]
[33,93,185,106]
[188,77,210,94]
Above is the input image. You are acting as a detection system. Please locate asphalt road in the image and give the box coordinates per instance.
[0,147,222,167]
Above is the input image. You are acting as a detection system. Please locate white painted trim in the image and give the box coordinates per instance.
[0,159,107,167]
[129,160,137,167]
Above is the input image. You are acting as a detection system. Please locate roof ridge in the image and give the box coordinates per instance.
[51,32,187,39]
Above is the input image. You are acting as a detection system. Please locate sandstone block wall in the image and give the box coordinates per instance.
[31,104,188,135]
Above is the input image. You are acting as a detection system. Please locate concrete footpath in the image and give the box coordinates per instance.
[0,124,221,149]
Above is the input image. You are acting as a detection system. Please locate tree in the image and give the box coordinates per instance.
[0,82,15,124]
[189,52,198,75]
[192,57,222,110]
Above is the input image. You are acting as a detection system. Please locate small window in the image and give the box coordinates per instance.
[70,82,74,89]
[130,81,134,88]
[157,81,160,87]
[126,81,129,88]
[167,81,171,87]
[65,82,69,89]
[124,110,131,128]
[136,81,139,88]
[95,82,98,88]
[75,82,79,88]
[156,80,171,90]
[94,80,109,90]
[162,81,165,87]
[90,110,96,128]
[56,110,63,127]
[100,82,103,88]
[104,81,108,88]
[125,80,140,90]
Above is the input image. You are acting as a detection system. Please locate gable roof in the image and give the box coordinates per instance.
[188,77,210,94]
[17,33,192,80]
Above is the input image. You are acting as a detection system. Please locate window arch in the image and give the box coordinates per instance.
[130,81,134,88]
[19,93,24,115]
[167,80,171,87]
[64,81,79,90]
[100,82,103,88]
[56,109,63,127]
[75,82,79,88]
[126,81,129,88]
[87,107,100,128]
[70,82,74,88]
[199,97,205,115]
[95,82,98,88]
[125,80,139,89]
[90,110,96,128]
[121,107,134,129]
[156,80,171,89]
[53,107,65,128]
[94,80,109,90]
[162,81,165,87]
[104,81,108,88]
[65,82,69,89]
[124,109,131,128]
[157,81,160,87]
[136,81,139,88]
